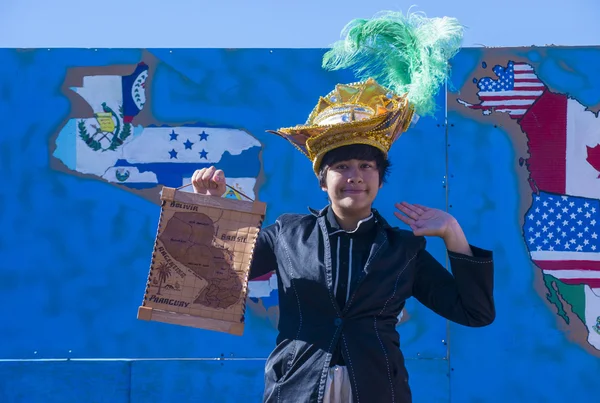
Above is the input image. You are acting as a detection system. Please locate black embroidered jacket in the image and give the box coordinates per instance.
[249,205,495,403]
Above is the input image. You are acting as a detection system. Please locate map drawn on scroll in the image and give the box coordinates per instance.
[138,187,267,336]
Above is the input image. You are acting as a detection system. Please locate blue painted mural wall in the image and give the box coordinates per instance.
[1,47,599,402]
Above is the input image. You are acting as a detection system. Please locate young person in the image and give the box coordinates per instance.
[191,11,495,403]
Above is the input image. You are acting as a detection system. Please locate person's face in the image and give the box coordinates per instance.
[321,159,382,215]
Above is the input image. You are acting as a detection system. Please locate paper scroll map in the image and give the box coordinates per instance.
[138,186,267,335]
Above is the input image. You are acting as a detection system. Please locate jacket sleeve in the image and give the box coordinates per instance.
[248,220,279,281]
[411,239,496,327]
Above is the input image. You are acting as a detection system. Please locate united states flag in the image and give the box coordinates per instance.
[457,61,546,118]
[525,192,600,288]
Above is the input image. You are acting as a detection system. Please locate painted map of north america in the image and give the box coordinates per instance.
[458,60,600,352]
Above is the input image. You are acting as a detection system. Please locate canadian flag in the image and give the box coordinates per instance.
[523,90,600,199]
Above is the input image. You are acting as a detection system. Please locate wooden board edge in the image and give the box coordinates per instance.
[252,200,267,215]
[137,306,154,321]
[137,306,245,336]
[161,187,176,200]
[160,186,266,216]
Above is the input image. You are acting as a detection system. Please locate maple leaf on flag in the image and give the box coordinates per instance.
[586,144,600,178]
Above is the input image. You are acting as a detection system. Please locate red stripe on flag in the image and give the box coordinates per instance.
[514,82,544,86]
[519,90,568,194]
[537,260,600,287]
[535,260,600,270]
[480,106,533,110]
[512,86,546,91]
[480,103,535,108]
[481,106,529,111]
[251,272,274,282]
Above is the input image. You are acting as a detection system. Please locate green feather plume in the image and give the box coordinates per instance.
[322,10,464,117]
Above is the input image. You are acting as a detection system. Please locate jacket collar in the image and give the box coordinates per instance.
[326,205,375,235]
[308,205,328,217]
[308,204,393,231]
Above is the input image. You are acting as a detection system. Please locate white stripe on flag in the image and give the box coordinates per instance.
[496,109,527,115]
[531,251,600,261]
[542,269,600,279]
[478,90,544,97]
[514,82,545,87]
[513,64,534,71]
[515,73,539,80]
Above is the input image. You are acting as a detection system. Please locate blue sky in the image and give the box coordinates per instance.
[1,0,599,48]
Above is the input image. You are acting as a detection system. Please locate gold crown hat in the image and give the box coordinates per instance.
[269,79,416,173]
[268,10,464,174]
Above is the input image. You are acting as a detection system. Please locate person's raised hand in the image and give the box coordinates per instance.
[394,202,456,238]
[191,166,227,197]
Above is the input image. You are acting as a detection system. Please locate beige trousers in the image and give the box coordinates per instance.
[323,366,354,403]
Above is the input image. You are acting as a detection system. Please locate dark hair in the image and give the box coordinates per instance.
[317,144,391,187]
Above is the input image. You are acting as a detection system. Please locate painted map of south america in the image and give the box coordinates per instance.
[457,60,600,353]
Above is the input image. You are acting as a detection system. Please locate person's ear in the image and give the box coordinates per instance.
[319,168,329,192]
